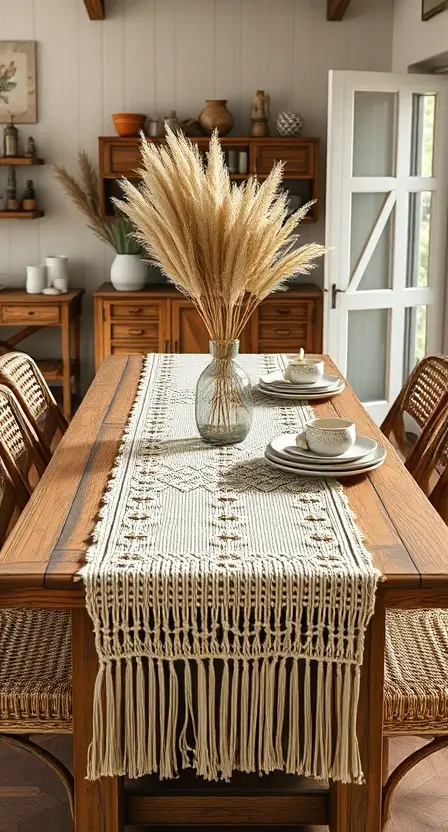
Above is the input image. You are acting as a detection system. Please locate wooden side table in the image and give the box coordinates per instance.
[0,289,84,420]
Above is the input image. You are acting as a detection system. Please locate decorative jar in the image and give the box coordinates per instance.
[276,111,305,137]
[195,340,253,445]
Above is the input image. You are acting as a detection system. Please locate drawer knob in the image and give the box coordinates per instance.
[275,328,292,336]
[276,308,291,316]
[129,308,143,314]
[27,310,35,316]
[128,328,144,336]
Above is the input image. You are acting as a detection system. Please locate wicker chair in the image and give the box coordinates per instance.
[383,609,448,827]
[382,403,448,826]
[381,355,448,473]
[0,351,68,460]
[0,384,47,497]
[0,454,73,817]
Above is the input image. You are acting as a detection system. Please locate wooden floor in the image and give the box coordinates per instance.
[0,737,447,830]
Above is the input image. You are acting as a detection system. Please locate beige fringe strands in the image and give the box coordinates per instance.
[81,354,380,784]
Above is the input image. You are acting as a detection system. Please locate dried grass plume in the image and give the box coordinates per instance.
[115,129,326,341]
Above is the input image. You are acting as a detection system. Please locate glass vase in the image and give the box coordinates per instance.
[195,340,253,444]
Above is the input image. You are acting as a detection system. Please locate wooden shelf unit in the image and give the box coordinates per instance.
[0,210,44,219]
[93,283,323,371]
[99,135,320,222]
[0,157,44,166]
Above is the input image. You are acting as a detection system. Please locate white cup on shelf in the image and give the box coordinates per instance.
[26,264,47,294]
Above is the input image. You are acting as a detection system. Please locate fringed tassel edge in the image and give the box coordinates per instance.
[87,655,364,785]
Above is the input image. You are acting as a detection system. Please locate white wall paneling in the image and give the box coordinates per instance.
[0,0,393,387]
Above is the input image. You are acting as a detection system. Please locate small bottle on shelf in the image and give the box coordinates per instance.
[3,117,19,157]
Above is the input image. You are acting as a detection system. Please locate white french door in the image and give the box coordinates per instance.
[325,70,448,423]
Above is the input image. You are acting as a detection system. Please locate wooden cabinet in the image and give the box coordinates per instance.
[98,298,167,359]
[99,136,320,223]
[94,284,323,371]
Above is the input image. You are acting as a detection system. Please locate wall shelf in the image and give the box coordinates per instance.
[0,210,44,219]
[0,157,44,166]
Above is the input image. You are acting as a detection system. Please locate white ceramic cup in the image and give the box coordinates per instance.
[304,417,356,457]
[26,264,47,294]
[284,358,324,385]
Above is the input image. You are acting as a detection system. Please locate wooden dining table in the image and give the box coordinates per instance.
[1,353,448,832]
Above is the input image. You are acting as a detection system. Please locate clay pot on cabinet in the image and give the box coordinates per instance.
[112,113,146,137]
[199,100,234,137]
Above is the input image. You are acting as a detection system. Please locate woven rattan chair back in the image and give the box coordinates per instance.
[0,351,68,459]
[0,457,23,546]
[0,384,47,497]
[381,355,448,467]
[409,406,448,521]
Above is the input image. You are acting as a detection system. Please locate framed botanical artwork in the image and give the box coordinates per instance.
[0,41,36,123]
[422,0,448,20]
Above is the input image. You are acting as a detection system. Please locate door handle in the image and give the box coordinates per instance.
[331,283,344,309]
[275,328,292,336]
[128,328,144,336]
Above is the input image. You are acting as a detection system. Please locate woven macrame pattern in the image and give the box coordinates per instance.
[82,354,380,784]
[0,608,72,731]
[385,608,448,734]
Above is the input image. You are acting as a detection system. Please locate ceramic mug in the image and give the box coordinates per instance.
[26,264,46,294]
[304,417,356,457]
[284,358,324,385]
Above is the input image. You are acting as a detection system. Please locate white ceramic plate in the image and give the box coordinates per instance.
[260,371,340,392]
[259,381,346,401]
[269,433,378,464]
[266,443,385,472]
[264,449,386,478]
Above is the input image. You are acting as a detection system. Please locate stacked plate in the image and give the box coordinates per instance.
[259,371,345,401]
[265,433,386,478]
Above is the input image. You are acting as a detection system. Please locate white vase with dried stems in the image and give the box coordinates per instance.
[115,129,326,444]
[53,152,146,291]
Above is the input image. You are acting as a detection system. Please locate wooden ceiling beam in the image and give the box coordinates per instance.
[327,0,351,20]
[84,0,105,20]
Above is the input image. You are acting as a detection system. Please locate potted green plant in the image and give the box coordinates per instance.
[54,152,146,291]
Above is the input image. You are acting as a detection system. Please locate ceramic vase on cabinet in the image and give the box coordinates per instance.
[199,100,234,137]
[26,265,46,294]
[110,254,146,291]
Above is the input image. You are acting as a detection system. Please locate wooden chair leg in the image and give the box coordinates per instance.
[382,736,389,785]
[382,736,448,829]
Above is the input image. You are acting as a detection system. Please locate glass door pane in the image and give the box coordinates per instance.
[403,306,428,378]
[350,194,393,290]
[347,310,389,402]
[410,94,436,177]
[406,192,432,287]
[353,92,397,177]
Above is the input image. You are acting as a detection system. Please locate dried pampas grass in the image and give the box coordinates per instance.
[114,129,326,342]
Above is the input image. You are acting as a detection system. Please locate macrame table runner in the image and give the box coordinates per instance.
[81,353,380,784]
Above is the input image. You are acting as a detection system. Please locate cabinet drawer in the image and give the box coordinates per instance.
[258,322,309,342]
[111,323,159,340]
[259,301,313,322]
[109,303,160,320]
[256,142,315,177]
[110,342,157,356]
[0,305,60,324]
[103,143,141,176]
